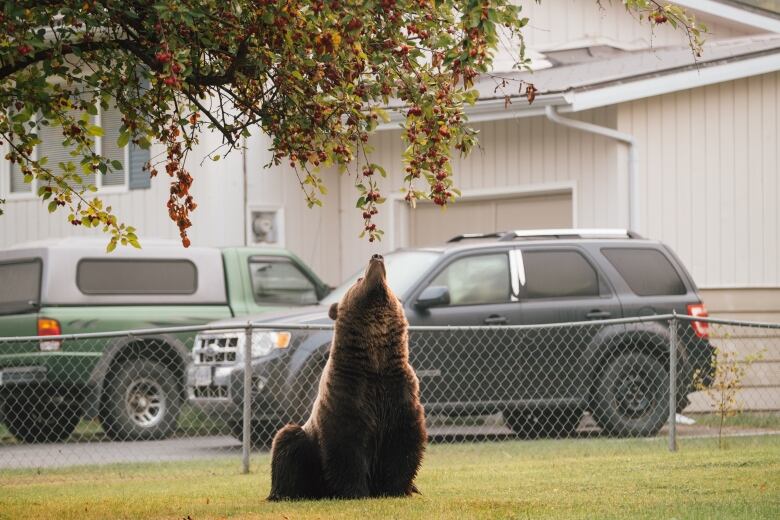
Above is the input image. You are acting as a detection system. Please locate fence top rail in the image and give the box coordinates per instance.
[0,314,677,342]
[1,313,778,343]
[674,313,780,329]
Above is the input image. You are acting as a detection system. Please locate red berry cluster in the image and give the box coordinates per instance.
[160,124,197,247]
[154,43,182,88]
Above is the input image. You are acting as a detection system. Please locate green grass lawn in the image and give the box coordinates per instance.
[1,435,778,520]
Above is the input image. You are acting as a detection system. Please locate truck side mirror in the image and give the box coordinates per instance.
[415,286,450,309]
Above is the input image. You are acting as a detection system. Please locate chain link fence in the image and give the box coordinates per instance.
[1,315,778,470]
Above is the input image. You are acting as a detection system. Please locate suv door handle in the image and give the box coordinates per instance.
[484,315,508,325]
[586,310,612,320]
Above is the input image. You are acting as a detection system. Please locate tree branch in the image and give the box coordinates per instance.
[0,39,117,81]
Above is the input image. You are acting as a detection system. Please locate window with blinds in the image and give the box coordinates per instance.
[37,116,96,189]
[101,105,126,187]
[7,102,129,194]
[9,159,31,194]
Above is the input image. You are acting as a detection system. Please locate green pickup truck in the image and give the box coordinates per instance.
[0,238,330,443]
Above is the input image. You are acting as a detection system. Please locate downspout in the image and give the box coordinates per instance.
[242,135,248,246]
[544,105,639,233]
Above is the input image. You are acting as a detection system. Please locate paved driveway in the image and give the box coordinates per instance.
[2,418,778,470]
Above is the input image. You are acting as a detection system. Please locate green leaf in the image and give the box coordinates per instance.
[47,201,58,213]
[106,240,117,253]
[87,125,104,137]
[117,131,130,148]
[110,160,123,171]
[372,108,391,123]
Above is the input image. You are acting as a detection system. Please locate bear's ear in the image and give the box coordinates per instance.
[328,302,339,321]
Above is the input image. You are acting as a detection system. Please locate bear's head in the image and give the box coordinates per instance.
[328,254,403,325]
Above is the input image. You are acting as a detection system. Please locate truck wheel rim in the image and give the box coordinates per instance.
[616,370,653,418]
[125,378,166,428]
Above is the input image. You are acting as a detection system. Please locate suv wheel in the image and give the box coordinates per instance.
[591,352,669,437]
[101,359,182,441]
[1,386,81,443]
[505,406,582,438]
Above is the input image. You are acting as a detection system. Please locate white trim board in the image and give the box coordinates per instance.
[674,0,780,33]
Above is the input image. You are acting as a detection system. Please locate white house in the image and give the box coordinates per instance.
[2,0,780,326]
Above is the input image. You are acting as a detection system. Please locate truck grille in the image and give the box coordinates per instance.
[193,385,229,399]
[193,334,241,365]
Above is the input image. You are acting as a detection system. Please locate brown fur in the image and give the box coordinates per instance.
[268,255,427,500]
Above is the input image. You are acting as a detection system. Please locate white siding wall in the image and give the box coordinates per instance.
[335,108,622,280]
[0,130,247,250]
[517,0,754,49]
[490,2,758,72]
[617,71,780,288]
[0,142,178,248]
[244,134,342,285]
[0,130,344,285]
[0,1,770,288]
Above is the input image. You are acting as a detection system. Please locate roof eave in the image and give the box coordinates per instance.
[374,93,570,131]
[386,50,780,125]
[567,50,780,112]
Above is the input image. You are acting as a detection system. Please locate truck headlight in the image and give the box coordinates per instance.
[250,331,291,358]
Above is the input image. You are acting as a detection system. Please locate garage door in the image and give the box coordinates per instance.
[409,191,572,247]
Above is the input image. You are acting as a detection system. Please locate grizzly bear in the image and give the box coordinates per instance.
[268,254,427,500]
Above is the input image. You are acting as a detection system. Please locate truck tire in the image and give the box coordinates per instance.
[1,386,81,443]
[100,359,182,441]
[591,351,669,437]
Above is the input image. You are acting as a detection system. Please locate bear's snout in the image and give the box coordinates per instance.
[371,253,384,261]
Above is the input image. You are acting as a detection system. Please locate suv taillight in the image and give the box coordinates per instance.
[38,318,62,351]
[687,304,709,338]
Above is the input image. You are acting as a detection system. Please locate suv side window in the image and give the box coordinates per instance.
[429,253,510,305]
[601,248,686,296]
[249,258,318,305]
[521,250,599,299]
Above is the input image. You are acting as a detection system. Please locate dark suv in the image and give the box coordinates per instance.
[188,229,715,441]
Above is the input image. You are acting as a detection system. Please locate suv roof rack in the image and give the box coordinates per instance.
[447,228,642,243]
[447,232,505,243]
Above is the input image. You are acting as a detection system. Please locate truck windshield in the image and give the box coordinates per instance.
[0,259,42,315]
[320,251,441,305]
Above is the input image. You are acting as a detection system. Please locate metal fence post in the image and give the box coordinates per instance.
[668,314,678,452]
[242,323,253,474]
